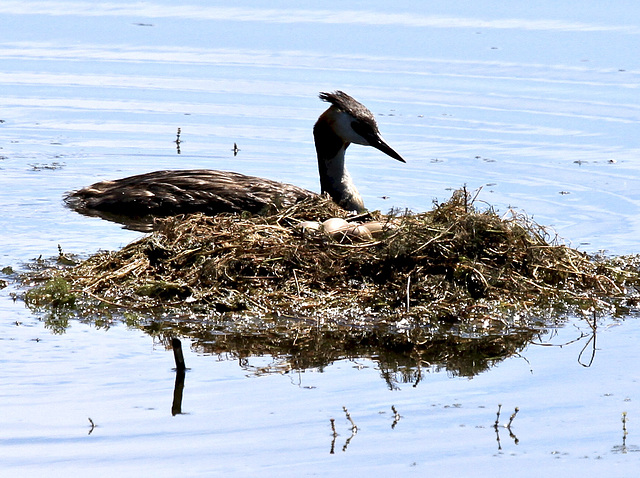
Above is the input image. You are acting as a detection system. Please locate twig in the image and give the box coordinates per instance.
[293,269,301,296]
[343,406,358,433]
[171,337,187,372]
[494,403,502,428]
[175,128,181,154]
[391,405,401,429]
[406,274,411,312]
[329,418,338,454]
[470,185,484,206]
[330,418,338,437]
[507,407,519,428]
[493,404,520,448]
[577,326,597,368]
[88,417,97,435]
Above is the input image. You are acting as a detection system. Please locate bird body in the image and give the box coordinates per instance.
[65,169,313,217]
[65,91,404,228]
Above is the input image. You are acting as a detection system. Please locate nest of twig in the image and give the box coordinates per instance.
[24,190,640,333]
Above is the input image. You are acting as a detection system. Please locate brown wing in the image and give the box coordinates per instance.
[65,169,315,227]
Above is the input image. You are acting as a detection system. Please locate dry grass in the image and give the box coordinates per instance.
[24,189,640,334]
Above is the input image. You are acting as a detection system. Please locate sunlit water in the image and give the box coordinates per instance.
[1,1,640,476]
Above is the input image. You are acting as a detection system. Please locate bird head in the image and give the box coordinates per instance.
[318,91,405,163]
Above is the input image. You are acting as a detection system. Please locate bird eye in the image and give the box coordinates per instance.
[351,121,375,141]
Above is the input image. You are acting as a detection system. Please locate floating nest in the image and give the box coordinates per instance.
[24,189,640,328]
[21,189,640,379]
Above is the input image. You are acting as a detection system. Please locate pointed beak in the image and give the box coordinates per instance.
[371,135,406,163]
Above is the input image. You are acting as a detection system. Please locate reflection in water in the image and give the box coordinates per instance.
[577,310,598,367]
[141,313,545,386]
[531,310,600,368]
[87,417,97,436]
[391,405,401,429]
[171,369,186,416]
[610,412,640,455]
[493,404,520,450]
[27,290,600,387]
[174,128,182,155]
[170,338,187,416]
[329,418,338,454]
[327,407,360,454]
[328,405,400,454]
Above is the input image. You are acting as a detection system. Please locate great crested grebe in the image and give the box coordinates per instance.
[65,91,405,228]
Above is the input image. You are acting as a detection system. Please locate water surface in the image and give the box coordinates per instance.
[1,1,640,476]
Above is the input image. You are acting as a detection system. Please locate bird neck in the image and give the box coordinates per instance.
[313,110,365,213]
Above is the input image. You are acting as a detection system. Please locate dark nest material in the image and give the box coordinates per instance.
[25,189,640,334]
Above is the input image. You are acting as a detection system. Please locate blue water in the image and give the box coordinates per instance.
[1,1,640,476]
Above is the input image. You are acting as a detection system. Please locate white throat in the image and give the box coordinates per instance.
[320,146,364,213]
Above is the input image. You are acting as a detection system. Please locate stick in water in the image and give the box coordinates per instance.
[171,337,186,372]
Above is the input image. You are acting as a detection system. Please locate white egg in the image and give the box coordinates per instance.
[350,224,373,240]
[322,217,350,236]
